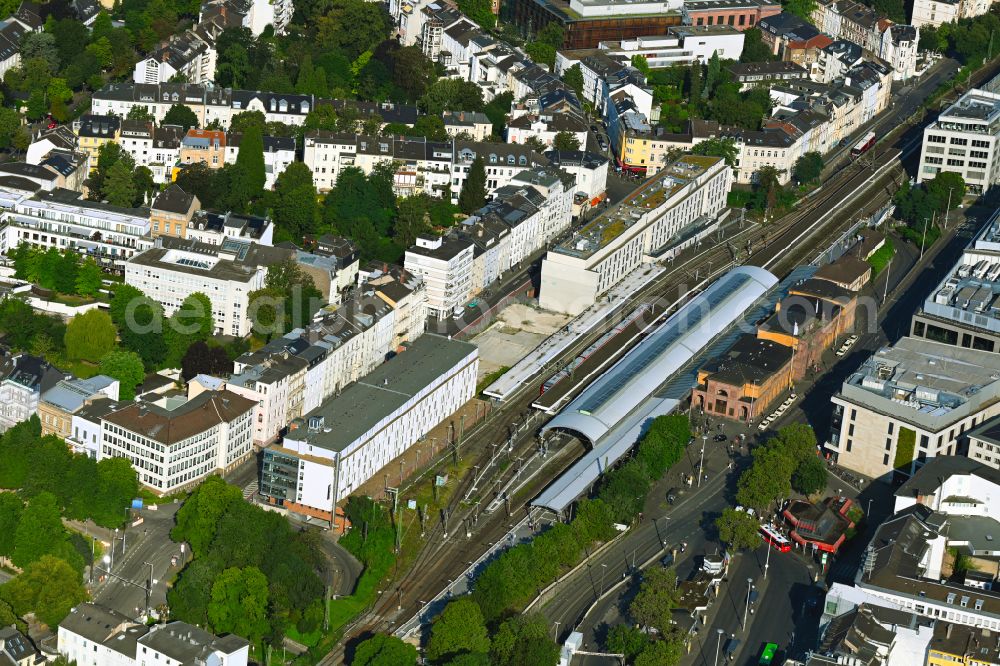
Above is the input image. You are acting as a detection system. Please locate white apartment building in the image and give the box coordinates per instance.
[59,604,249,666]
[0,21,26,81]
[544,150,610,203]
[0,352,62,433]
[918,89,1000,195]
[540,155,731,314]
[912,0,987,27]
[506,111,589,150]
[101,389,255,494]
[592,26,745,69]
[259,334,478,523]
[126,239,275,337]
[133,31,216,85]
[2,188,152,272]
[404,235,475,319]
[227,293,398,444]
[828,337,1000,480]
[442,111,493,141]
[117,121,185,184]
[224,134,296,189]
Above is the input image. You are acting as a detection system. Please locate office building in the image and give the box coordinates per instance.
[917,89,1000,195]
[828,337,1000,480]
[259,334,478,525]
[509,0,683,49]
[539,155,730,314]
[101,389,255,494]
[911,212,1000,353]
[682,0,781,28]
[692,335,794,423]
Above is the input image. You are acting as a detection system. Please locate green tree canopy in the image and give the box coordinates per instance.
[792,455,828,496]
[458,155,487,214]
[227,124,266,211]
[692,137,738,168]
[553,131,581,151]
[12,492,67,569]
[99,350,146,400]
[1,555,87,628]
[64,309,116,362]
[75,258,104,297]
[630,567,680,635]
[420,78,485,116]
[271,161,320,241]
[715,508,763,550]
[793,151,824,184]
[353,634,418,666]
[208,566,271,644]
[163,103,199,130]
[426,597,491,663]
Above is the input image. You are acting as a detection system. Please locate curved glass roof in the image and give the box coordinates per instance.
[543,266,777,444]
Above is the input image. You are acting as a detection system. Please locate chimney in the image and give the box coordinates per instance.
[793,320,799,336]
[946,623,953,638]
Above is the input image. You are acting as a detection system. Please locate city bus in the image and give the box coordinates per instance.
[759,642,779,665]
[759,524,792,553]
[851,131,876,158]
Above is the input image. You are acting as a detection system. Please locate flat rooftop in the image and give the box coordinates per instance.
[285,334,477,453]
[551,155,722,260]
[841,337,1000,418]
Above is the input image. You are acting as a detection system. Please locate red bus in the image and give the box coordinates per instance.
[759,524,791,552]
[851,131,876,158]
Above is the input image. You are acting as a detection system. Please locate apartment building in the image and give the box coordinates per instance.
[125,237,298,337]
[682,0,781,29]
[726,61,810,89]
[0,20,26,80]
[404,235,475,319]
[360,263,428,349]
[2,188,152,272]
[812,0,919,80]
[540,154,730,314]
[259,334,477,524]
[179,129,226,168]
[223,133,295,189]
[116,121,184,183]
[910,210,1000,352]
[828,337,1000,480]
[506,111,589,150]
[38,375,119,439]
[133,31,216,84]
[26,125,77,166]
[149,184,199,239]
[227,292,398,443]
[544,149,610,204]
[928,623,1000,666]
[186,209,274,246]
[101,389,255,494]
[59,604,249,666]
[73,115,121,171]
[918,89,1000,194]
[442,111,493,141]
[0,352,63,433]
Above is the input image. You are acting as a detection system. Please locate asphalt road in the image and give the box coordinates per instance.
[90,502,184,619]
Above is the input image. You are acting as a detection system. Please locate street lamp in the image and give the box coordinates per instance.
[714,627,725,666]
[743,578,754,630]
[600,563,608,597]
[699,435,707,487]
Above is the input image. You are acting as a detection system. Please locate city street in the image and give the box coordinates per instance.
[90,502,184,619]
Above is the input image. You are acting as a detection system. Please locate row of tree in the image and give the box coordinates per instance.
[893,172,966,248]
[168,476,327,645]
[11,245,104,298]
[605,567,686,665]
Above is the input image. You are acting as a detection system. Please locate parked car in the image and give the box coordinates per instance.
[714,433,728,442]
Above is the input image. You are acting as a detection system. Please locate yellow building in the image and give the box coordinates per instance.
[927,623,1000,666]
[150,184,200,239]
[74,115,121,172]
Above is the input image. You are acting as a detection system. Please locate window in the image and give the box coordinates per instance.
[846,439,852,452]
[850,409,857,421]
[928,135,946,143]
[950,137,968,145]
[886,438,892,451]
[883,453,890,465]
[946,159,965,167]
[961,595,970,607]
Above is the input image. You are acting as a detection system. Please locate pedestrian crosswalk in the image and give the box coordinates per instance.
[243,481,258,500]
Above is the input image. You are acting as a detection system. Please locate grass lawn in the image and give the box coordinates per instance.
[866,238,895,275]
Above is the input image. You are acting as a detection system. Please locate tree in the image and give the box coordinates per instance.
[692,137,738,168]
[754,165,783,215]
[11,492,65,568]
[420,78,484,116]
[248,260,323,338]
[523,136,547,153]
[740,28,775,63]
[925,171,966,211]
[90,457,139,528]
[227,124,266,211]
[0,107,22,150]
[784,0,817,20]
[458,155,487,214]
[75,258,103,297]
[99,350,146,400]
[171,476,243,555]
[1,555,87,628]
[553,131,581,151]
[163,104,199,131]
[792,455,828,496]
[455,0,495,28]
[631,54,650,75]
[314,0,392,60]
[412,114,448,141]
[490,615,558,666]
[606,625,649,663]
[103,160,137,207]
[175,162,224,210]
[635,639,684,666]
[272,161,320,240]
[630,567,680,635]
[20,33,59,72]
[792,152,824,184]
[426,597,490,663]
[563,64,584,99]
[525,23,563,69]
[229,110,267,135]
[394,195,432,248]
[715,508,763,551]
[208,566,271,644]
[389,45,436,103]
[353,634,418,666]
[133,167,157,206]
[64,309,116,362]
[0,493,22,559]
[181,341,233,381]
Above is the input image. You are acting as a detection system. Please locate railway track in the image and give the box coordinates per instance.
[320,123,918,665]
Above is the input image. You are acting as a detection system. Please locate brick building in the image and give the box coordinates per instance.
[682,0,781,29]
[692,335,794,423]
